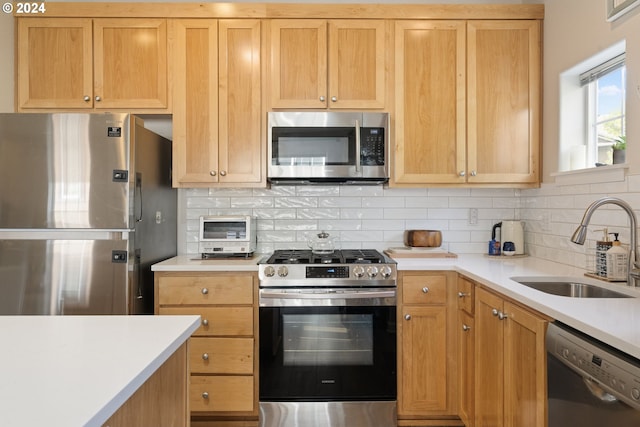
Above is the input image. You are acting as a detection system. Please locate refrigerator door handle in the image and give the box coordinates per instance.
[135,172,143,223]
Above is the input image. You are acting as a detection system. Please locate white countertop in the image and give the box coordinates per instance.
[151,253,640,360]
[0,315,200,427]
[152,254,264,272]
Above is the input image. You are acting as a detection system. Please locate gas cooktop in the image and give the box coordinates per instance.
[263,249,389,265]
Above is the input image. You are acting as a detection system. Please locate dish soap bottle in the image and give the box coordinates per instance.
[595,228,612,277]
[606,233,629,281]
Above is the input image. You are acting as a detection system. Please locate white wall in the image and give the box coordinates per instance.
[0,13,13,112]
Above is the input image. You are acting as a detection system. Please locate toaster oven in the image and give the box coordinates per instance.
[199,215,257,256]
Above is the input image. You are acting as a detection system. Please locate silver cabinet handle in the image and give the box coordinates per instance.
[202,392,209,399]
[498,311,508,320]
[202,319,209,326]
[462,324,471,331]
[83,95,91,102]
[422,287,429,294]
[202,288,209,295]
[355,119,361,173]
[404,314,411,321]
[202,353,209,360]
[458,292,470,298]
[459,171,466,177]
[319,96,325,102]
[220,170,227,176]
[95,96,101,102]
[492,308,499,316]
[470,170,477,176]
[210,170,217,176]
[331,96,337,102]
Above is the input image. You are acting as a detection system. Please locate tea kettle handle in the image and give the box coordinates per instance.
[492,222,502,240]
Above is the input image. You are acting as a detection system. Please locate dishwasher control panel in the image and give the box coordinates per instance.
[547,322,640,410]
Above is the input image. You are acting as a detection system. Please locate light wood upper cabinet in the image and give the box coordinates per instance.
[269,19,386,109]
[467,20,541,185]
[93,18,168,109]
[474,287,547,427]
[17,17,168,111]
[394,20,467,184]
[393,19,541,187]
[171,19,264,187]
[17,18,93,109]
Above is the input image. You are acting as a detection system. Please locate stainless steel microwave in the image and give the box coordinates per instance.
[199,215,257,255]
[267,111,389,184]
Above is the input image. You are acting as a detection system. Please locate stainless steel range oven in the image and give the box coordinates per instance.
[258,249,397,427]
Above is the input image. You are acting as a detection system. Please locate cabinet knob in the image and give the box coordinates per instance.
[220,170,227,176]
[202,392,209,399]
[319,96,325,102]
[498,311,508,321]
[459,171,466,177]
[331,96,337,102]
[470,170,477,177]
[202,353,209,360]
[201,288,209,295]
[210,170,217,176]
[202,319,209,326]
[458,292,470,298]
[422,287,429,294]
[492,308,499,317]
[83,95,91,102]
[95,96,101,102]
[404,314,411,321]
[462,324,471,332]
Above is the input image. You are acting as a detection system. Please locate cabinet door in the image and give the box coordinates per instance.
[394,21,467,184]
[171,19,219,185]
[503,301,547,427]
[467,20,540,184]
[400,305,448,414]
[474,287,504,427]
[328,20,386,109]
[218,20,263,184]
[17,18,93,109]
[93,18,168,109]
[458,310,475,427]
[270,20,327,108]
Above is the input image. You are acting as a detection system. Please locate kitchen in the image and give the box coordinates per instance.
[1,0,640,426]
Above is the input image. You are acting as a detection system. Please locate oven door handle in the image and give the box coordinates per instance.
[259,289,396,300]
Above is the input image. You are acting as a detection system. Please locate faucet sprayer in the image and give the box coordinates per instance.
[571,197,640,287]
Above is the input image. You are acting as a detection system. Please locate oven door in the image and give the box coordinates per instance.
[259,288,396,401]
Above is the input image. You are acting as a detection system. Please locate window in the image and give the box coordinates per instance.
[581,54,626,165]
[558,41,627,172]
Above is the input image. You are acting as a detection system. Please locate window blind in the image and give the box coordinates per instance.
[579,53,626,86]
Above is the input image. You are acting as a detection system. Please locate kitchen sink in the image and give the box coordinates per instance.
[510,277,634,298]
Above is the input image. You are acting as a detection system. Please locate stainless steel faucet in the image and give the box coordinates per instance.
[571,196,640,287]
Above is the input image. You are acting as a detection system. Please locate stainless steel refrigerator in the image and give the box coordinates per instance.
[0,113,176,315]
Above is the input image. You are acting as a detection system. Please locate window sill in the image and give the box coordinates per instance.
[551,164,628,186]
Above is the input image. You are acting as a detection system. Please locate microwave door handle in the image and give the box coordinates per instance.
[355,119,361,173]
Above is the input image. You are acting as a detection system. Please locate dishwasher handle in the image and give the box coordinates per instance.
[583,377,618,403]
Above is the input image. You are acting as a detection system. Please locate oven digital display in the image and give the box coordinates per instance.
[306,266,349,278]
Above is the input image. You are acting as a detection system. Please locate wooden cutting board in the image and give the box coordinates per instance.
[384,247,457,258]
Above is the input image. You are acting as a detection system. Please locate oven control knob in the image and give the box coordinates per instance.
[263,266,276,277]
[366,266,379,278]
[632,388,640,400]
[277,266,289,277]
[353,266,365,278]
[380,266,392,278]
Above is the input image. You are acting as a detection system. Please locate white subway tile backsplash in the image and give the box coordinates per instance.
[178,177,640,269]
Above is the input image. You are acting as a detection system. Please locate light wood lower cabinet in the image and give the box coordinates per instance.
[398,271,460,426]
[155,272,258,424]
[474,286,548,427]
[456,276,475,427]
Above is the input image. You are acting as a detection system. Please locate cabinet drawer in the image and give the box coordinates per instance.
[159,306,253,336]
[158,275,254,305]
[191,375,254,412]
[457,276,475,314]
[402,274,447,304]
[190,337,254,374]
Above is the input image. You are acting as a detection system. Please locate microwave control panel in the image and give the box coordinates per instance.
[360,128,385,166]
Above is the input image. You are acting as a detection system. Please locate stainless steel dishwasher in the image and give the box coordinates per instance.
[546,322,640,426]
